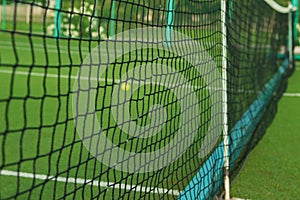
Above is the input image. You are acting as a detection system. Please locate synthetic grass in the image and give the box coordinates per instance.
[230,66,300,199]
[1,29,298,199]
[0,32,212,199]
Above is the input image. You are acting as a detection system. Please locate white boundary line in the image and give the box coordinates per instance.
[283,93,300,97]
[0,41,72,49]
[0,170,180,196]
[1,69,299,97]
[0,69,203,90]
[0,45,89,55]
[0,69,113,83]
[0,41,91,55]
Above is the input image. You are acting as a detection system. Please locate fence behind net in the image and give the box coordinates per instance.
[0,0,295,199]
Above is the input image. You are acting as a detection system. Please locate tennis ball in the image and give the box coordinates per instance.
[120,83,130,92]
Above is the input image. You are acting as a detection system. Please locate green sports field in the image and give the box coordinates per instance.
[231,66,300,199]
[1,25,299,200]
[0,32,214,199]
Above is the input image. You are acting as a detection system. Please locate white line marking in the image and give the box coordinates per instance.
[1,69,299,97]
[0,69,244,92]
[0,170,180,196]
[0,41,68,49]
[0,41,91,55]
[283,93,300,97]
[0,69,115,83]
[0,45,89,55]
[0,69,202,90]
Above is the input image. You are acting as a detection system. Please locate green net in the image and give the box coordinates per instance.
[0,0,294,199]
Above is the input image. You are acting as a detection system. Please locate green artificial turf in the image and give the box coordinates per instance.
[0,32,212,199]
[230,65,300,199]
[1,27,299,199]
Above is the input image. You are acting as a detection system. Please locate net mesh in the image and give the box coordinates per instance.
[227,1,292,184]
[0,0,294,199]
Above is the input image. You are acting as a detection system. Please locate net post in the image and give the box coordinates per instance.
[288,2,296,69]
[221,0,230,200]
[1,0,6,30]
[292,0,298,41]
[54,0,61,38]
[109,0,116,38]
[228,0,233,25]
[166,0,175,47]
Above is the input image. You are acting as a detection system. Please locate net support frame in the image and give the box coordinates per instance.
[292,0,299,40]
[288,3,295,68]
[228,0,233,25]
[110,0,116,38]
[264,0,293,13]
[54,0,61,37]
[1,0,6,30]
[275,1,297,61]
[221,0,230,199]
[166,0,175,47]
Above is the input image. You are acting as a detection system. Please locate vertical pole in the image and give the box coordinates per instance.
[288,3,294,67]
[292,0,298,40]
[110,0,116,38]
[2,0,6,30]
[54,0,61,38]
[166,0,174,47]
[228,0,233,25]
[221,0,230,200]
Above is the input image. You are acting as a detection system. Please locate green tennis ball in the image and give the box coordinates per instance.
[120,83,130,92]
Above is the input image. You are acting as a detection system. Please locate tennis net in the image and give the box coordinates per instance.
[0,0,295,199]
